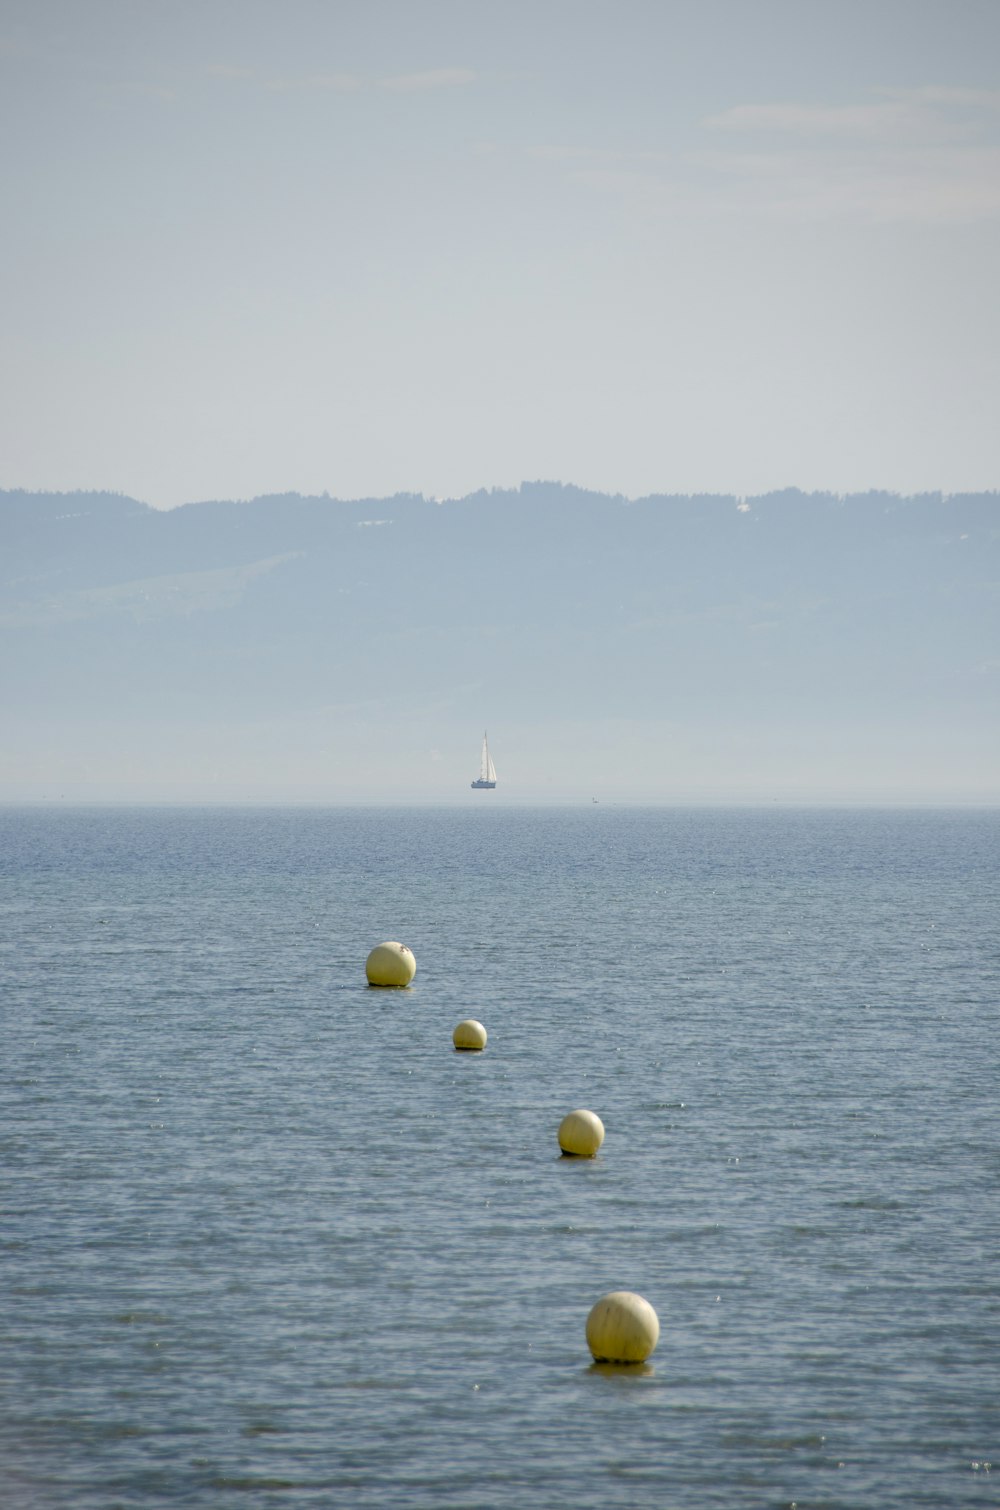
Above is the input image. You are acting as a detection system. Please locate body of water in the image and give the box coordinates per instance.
[1,806,997,1508]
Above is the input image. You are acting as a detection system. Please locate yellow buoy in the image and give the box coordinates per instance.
[558,1108,605,1157]
[365,941,416,987]
[452,1019,487,1051]
[586,1291,660,1364]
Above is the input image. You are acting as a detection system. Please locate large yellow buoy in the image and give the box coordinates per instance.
[586,1291,660,1364]
[365,941,416,987]
[558,1108,605,1157]
[453,1019,487,1051]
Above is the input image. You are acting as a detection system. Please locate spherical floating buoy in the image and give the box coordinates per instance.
[453,1019,487,1051]
[365,941,416,987]
[558,1108,605,1157]
[586,1291,660,1364]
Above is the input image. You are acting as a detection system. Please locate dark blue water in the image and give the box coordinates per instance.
[2,807,997,1508]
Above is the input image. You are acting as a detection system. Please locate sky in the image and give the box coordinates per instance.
[2,0,999,509]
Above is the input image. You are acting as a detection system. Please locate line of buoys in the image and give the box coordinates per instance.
[362,940,657,1364]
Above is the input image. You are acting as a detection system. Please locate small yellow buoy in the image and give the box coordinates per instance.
[558,1108,605,1157]
[453,1019,487,1051]
[365,941,416,987]
[586,1291,660,1364]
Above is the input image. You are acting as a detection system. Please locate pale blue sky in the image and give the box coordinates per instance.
[2,0,999,507]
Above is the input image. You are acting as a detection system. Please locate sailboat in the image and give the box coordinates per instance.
[471,731,497,790]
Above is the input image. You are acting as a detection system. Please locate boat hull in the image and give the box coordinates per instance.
[470,780,496,789]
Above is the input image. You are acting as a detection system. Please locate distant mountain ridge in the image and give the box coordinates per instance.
[2,483,997,802]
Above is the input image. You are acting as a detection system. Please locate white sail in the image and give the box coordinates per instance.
[472,732,497,788]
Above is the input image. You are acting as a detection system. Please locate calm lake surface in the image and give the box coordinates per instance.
[1,806,997,1509]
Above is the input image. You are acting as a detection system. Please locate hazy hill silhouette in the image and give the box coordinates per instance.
[1,483,996,800]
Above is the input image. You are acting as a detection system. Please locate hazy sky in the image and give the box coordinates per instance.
[2,0,999,508]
